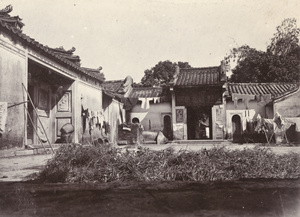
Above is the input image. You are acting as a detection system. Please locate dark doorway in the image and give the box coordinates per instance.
[187,107,212,140]
[232,115,242,142]
[132,117,140,124]
[27,85,35,145]
[163,115,173,140]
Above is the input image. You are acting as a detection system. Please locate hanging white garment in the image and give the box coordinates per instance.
[138,98,153,109]
[153,97,160,104]
[139,98,146,109]
[145,98,153,109]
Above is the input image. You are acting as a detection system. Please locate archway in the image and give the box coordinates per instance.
[132,117,140,124]
[163,115,173,140]
[232,115,242,142]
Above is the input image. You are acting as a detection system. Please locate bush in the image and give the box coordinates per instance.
[38,144,300,183]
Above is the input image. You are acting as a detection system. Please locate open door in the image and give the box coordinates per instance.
[27,84,51,145]
[187,107,212,140]
[232,115,242,142]
[53,84,73,143]
[27,85,34,145]
[28,60,75,145]
[163,114,173,140]
[36,86,51,143]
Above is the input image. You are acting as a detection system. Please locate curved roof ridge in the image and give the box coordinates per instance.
[228,82,298,85]
[0,8,103,82]
[133,86,163,89]
[103,79,124,83]
[175,66,223,86]
[226,82,299,99]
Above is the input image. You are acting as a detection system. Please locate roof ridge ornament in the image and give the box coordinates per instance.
[51,46,76,54]
[0,5,24,31]
[0,5,13,15]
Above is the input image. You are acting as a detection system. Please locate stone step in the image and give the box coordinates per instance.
[170,139,226,145]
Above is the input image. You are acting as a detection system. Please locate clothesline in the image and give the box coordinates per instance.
[138,97,161,109]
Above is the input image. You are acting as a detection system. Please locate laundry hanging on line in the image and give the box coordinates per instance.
[153,97,160,104]
[138,97,153,109]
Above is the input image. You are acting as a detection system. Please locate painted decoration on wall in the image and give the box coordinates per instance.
[216,107,223,122]
[38,89,48,110]
[58,92,71,112]
[176,109,184,123]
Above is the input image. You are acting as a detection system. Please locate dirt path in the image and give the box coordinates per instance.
[144,143,300,155]
[0,154,52,182]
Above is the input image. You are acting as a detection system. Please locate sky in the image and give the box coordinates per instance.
[1,0,300,82]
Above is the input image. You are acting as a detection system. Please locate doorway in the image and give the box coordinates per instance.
[27,60,74,145]
[163,115,173,140]
[187,107,212,140]
[26,85,34,145]
[232,115,242,142]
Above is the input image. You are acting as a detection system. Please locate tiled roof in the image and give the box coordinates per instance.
[127,87,165,98]
[227,83,299,99]
[175,66,223,87]
[48,46,81,65]
[102,80,124,93]
[0,5,24,31]
[81,67,105,82]
[103,90,124,100]
[0,6,103,82]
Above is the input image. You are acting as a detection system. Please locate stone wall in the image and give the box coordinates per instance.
[0,34,26,148]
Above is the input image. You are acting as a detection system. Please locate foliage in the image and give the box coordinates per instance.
[226,18,300,83]
[267,18,300,56]
[229,48,300,82]
[38,144,300,183]
[140,61,191,87]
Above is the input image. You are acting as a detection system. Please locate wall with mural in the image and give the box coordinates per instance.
[172,105,187,140]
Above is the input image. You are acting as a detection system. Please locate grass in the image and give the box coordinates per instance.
[37,144,300,183]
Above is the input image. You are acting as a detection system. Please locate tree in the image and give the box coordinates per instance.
[140,60,191,87]
[230,50,300,82]
[226,18,300,83]
[267,18,300,56]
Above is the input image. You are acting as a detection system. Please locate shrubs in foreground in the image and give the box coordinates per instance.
[38,144,300,183]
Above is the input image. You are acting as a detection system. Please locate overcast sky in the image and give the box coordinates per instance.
[1,0,300,82]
